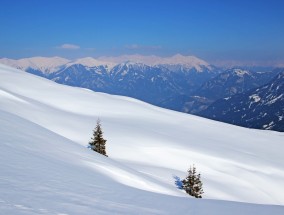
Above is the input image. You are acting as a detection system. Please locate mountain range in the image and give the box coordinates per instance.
[0,54,211,72]
[200,69,284,131]
[178,68,281,113]
[0,54,218,106]
[1,55,283,131]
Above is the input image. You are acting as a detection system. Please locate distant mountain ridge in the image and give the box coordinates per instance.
[1,55,282,132]
[0,54,212,73]
[199,69,284,131]
[0,54,218,108]
[47,60,217,106]
[0,56,69,73]
[161,68,280,114]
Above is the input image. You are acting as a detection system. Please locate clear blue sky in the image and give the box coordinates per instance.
[1,0,284,65]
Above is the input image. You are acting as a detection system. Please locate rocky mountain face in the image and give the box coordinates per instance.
[6,55,216,107]
[47,62,217,106]
[175,68,279,114]
[199,70,284,131]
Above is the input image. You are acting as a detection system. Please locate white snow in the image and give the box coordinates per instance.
[264,121,276,129]
[249,94,261,107]
[249,94,261,103]
[99,54,211,71]
[0,54,211,74]
[0,56,69,73]
[266,94,283,105]
[233,69,250,77]
[121,70,128,76]
[67,57,115,69]
[1,64,284,214]
[98,54,161,65]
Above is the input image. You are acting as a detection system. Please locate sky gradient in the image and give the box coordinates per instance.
[1,0,284,66]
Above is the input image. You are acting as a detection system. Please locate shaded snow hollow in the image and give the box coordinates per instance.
[0,64,284,214]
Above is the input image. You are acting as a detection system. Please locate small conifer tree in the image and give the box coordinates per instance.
[182,165,204,198]
[89,119,107,156]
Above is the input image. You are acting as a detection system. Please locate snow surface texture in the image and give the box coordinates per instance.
[0,64,284,214]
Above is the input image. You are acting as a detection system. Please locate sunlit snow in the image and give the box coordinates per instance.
[1,64,284,214]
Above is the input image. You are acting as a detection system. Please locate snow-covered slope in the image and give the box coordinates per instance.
[0,64,284,214]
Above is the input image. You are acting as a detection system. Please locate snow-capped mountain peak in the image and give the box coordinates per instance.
[98,54,159,65]
[98,54,211,71]
[154,54,211,71]
[0,56,70,73]
[231,68,250,77]
[158,54,208,65]
[67,57,116,69]
[0,54,212,74]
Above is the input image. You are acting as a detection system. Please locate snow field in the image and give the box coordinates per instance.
[1,64,284,214]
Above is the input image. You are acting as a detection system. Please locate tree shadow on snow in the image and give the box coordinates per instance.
[173,175,183,189]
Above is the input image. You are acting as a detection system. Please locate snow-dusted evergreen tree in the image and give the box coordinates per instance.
[89,119,107,157]
[182,165,203,198]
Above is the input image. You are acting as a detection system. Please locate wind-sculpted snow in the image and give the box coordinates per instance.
[0,64,284,214]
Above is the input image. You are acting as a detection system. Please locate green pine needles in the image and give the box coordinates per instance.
[89,119,108,157]
[182,165,204,198]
